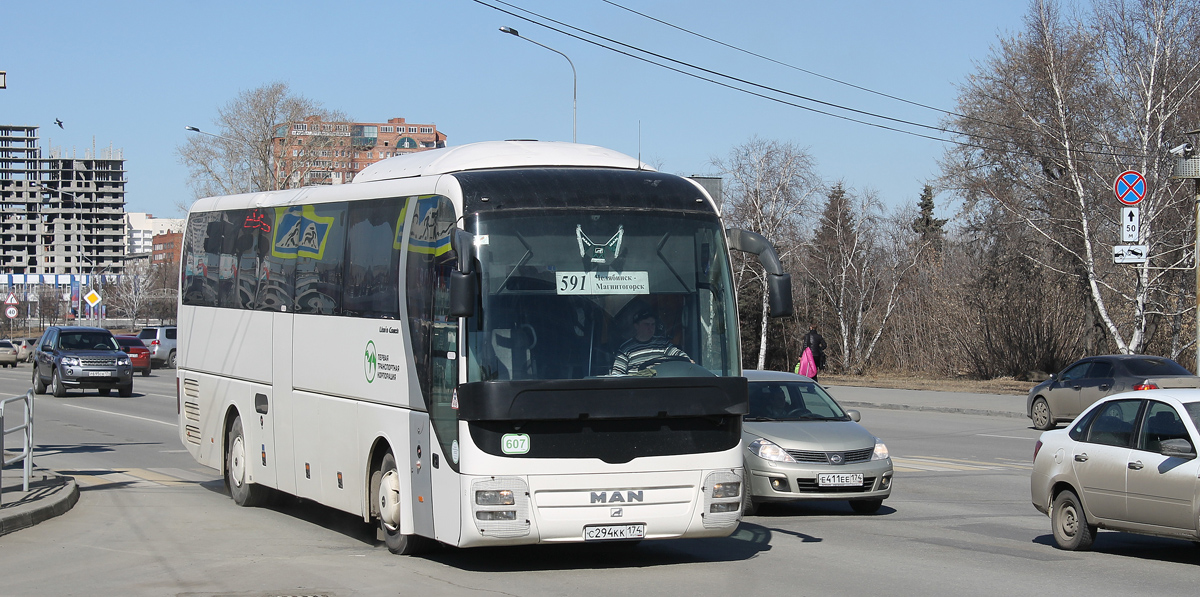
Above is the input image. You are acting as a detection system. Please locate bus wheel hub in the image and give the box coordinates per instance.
[378,469,402,529]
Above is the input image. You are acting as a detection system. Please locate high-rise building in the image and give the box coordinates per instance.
[0,125,127,275]
[271,116,447,187]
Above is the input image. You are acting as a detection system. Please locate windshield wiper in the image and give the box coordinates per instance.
[744,416,779,421]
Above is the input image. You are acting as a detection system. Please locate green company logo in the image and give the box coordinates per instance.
[364,340,377,383]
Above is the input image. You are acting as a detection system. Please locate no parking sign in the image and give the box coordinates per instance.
[1114,170,1146,205]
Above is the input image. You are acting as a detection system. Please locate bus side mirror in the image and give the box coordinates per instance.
[450,270,476,318]
[450,229,478,318]
[727,228,794,318]
[767,273,792,318]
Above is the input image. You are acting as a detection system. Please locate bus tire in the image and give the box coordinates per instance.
[375,453,429,555]
[226,416,268,507]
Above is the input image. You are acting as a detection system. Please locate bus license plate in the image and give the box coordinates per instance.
[583,524,645,541]
[818,473,863,487]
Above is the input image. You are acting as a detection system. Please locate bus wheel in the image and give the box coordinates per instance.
[226,416,268,507]
[375,453,428,555]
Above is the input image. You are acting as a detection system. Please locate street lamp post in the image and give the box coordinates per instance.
[500,26,577,143]
[1170,130,1200,372]
[184,126,274,192]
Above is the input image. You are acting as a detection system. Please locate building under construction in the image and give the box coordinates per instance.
[0,124,126,276]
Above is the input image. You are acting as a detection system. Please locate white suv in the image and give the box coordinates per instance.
[137,326,177,368]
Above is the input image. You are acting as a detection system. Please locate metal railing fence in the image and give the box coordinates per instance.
[1,390,34,504]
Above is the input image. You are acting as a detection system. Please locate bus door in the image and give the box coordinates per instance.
[428,317,460,543]
[406,193,462,543]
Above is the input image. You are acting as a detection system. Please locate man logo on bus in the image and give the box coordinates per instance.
[365,340,377,383]
[576,224,623,265]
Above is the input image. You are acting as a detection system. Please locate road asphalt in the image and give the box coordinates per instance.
[0,383,1028,537]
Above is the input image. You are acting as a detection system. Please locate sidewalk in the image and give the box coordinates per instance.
[0,458,78,537]
[825,385,1029,419]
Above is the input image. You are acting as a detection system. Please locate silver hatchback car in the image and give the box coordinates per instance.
[1032,389,1200,550]
[742,370,893,515]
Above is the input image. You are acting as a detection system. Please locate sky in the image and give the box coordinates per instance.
[0,0,1029,218]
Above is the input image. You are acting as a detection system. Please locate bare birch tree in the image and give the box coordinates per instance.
[108,259,158,327]
[943,0,1200,357]
[177,82,350,202]
[712,137,821,369]
[801,185,921,374]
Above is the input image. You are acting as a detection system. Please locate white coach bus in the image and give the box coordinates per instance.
[177,141,792,553]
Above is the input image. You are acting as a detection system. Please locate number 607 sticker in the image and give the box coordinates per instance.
[501,433,530,455]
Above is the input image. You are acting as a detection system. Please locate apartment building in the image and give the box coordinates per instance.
[271,116,447,187]
[126,212,184,256]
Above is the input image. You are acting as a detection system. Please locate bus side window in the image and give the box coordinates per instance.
[292,203,347,315]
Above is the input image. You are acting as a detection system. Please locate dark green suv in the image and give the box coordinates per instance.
[32,326,134,397]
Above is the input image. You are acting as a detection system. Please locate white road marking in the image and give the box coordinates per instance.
[977,434,1038,441]
[61,403,175,427]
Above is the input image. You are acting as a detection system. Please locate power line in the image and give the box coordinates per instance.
[476,0,1158,161]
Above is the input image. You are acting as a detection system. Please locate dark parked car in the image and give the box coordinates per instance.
[32,326,133,397]
[1027,355,1200,430]
[115,335,152,377]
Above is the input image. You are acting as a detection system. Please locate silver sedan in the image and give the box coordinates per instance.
[1032,389,1200,550]
[742,370,893,515]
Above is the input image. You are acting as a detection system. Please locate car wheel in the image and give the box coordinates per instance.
[98,388,111,397]
[374,452,431,555]
[168,350,177,369]
[32,368,46,394]
[1051,490,1096,551]
[1032,397,1055,431]
[118,383,133,398]
[226,416,268,507]
[51,368,66,397]
[141,368,151,377]
[850,499,884,514]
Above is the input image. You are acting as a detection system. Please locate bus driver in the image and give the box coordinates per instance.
[611,309,692,375]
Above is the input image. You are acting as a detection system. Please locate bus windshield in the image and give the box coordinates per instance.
[466,209,740,381]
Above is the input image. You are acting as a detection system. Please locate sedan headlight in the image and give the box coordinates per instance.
[872,438,890,461]
[748,438,796,462]
[61,356,80,367]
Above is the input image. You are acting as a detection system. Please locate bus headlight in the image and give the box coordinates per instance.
[475,489,515,506]
[711,481,740,499]
[475,510,517,521]
[471,477,530,538]
[710,502,740,513]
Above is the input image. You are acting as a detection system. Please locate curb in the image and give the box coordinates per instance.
[0,474,80,537]
[839,401,1029,420]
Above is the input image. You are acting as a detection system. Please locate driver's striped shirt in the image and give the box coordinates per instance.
[611,336,690,375]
